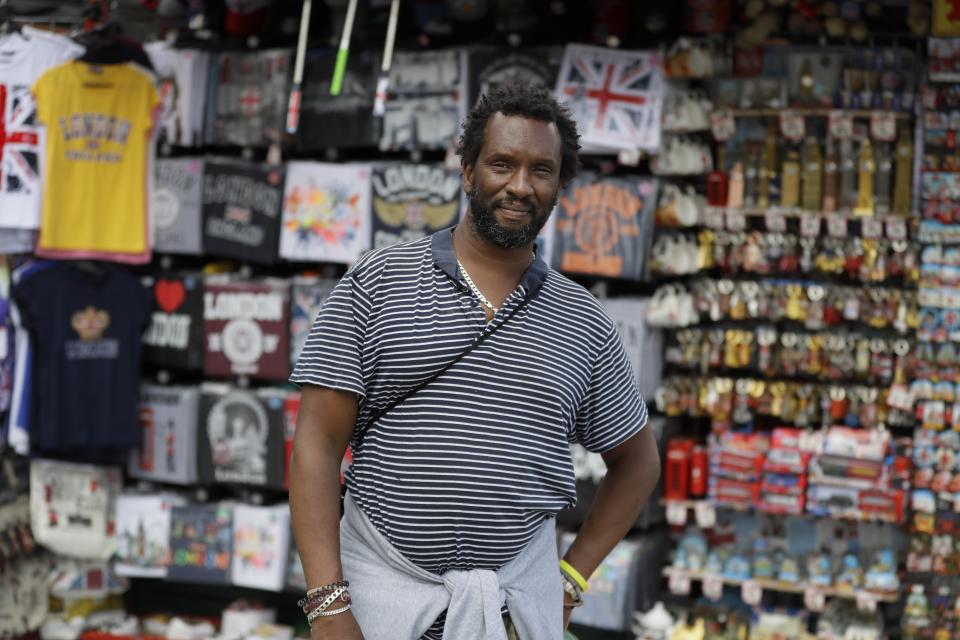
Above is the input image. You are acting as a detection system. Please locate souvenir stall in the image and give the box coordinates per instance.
[0,1,954,640]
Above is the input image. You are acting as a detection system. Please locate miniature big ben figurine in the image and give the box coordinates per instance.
[781,149,801,208]
[893,127,914,214]
[801,137,823,212]
[822,141,839,213]
[855,138,876,216]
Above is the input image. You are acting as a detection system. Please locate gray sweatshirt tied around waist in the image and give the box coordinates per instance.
[340,493,564,640]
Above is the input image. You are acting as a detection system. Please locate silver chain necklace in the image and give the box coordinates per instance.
[456,250,536,315]
[458,261,499,313]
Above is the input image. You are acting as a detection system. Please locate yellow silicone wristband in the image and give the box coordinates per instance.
[559,560,589,592]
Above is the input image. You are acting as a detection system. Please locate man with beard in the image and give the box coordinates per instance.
[289,84,660,640]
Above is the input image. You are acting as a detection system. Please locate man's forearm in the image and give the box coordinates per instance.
[289,443,347,587]
[563,429,661,579]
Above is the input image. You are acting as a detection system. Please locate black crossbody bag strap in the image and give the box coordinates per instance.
[354,292,534,449]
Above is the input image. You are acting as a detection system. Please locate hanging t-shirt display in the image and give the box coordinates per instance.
[115,493,184,578]
[552,174,659,281]
[29,459,121,560]
[380,50,466,151]
[13,263,153,460]
[370,163,461,250]
[285,536,307,592]
[144,42,210,147]
[231,503,290,592]
[153,159,204,255]
[32,62,159,263]
[204,278,290,381]
[602,297,663,401]
[197,384,285,489]
[467,47,563,106]
[202,160,284,265]
[289,276,337,368]
[207,49,290,147]
[167,503,233,585]
[278,161,371,264]
[555,44,664,153]
[128,384,200,486]
[296,48,378,150]
[5,258,56,455]
[283,390,299,489]
[142,274,205,371]
[0,27,83,230]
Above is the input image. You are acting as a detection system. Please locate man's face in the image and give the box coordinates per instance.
[463,113,563,249]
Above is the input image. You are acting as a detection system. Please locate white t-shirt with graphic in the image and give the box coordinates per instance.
[0,28,82,229]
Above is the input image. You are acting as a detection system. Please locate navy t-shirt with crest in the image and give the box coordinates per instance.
[13,263,152,461]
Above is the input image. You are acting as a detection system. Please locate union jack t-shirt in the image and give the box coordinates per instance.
[0,28,82,230]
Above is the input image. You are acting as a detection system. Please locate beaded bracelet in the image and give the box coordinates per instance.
[306,580,349,598]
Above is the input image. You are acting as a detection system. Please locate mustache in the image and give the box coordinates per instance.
[493,197,534,210]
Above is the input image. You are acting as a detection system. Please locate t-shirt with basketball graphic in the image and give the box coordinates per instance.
[32,61,159,263]
[0,27,83,229]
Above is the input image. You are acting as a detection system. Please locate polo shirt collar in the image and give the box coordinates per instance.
[431,226,549,295]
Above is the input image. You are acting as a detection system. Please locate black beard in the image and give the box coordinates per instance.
[467,185,555,249]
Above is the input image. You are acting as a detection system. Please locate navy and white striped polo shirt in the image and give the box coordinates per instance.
[291,227,647,574]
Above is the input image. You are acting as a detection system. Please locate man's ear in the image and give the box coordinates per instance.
[462,162,474,196]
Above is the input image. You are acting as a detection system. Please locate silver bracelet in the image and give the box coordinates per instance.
[561,575,583,606]
[305,586,348,624]
[315,604,352,618]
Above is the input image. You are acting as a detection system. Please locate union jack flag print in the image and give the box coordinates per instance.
[555,44,664,152]
[0,84,39,197]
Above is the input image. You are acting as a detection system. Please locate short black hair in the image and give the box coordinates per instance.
[457,84,581,186]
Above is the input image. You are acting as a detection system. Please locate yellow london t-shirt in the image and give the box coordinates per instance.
[33,61,159,263]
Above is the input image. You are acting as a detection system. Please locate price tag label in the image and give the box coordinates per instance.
[695,501,717,529]
[779,110,805,142]
[861,217,884,239]
[710,110,736,141]
[827,215,849,238]
[856,591,878,613]
[870,111,897,142]
[705,207,726,229]
[726,208,747,232]
[702,574,724,601]
[804,585,826,612]
[617,148,642,167]
[886,216,908,240]
[668,570,692,596]
[800,213,821,237]
[764,211,787,233]
[828,110,855,140]
[665,501,689,526]
[741,580,763,606]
